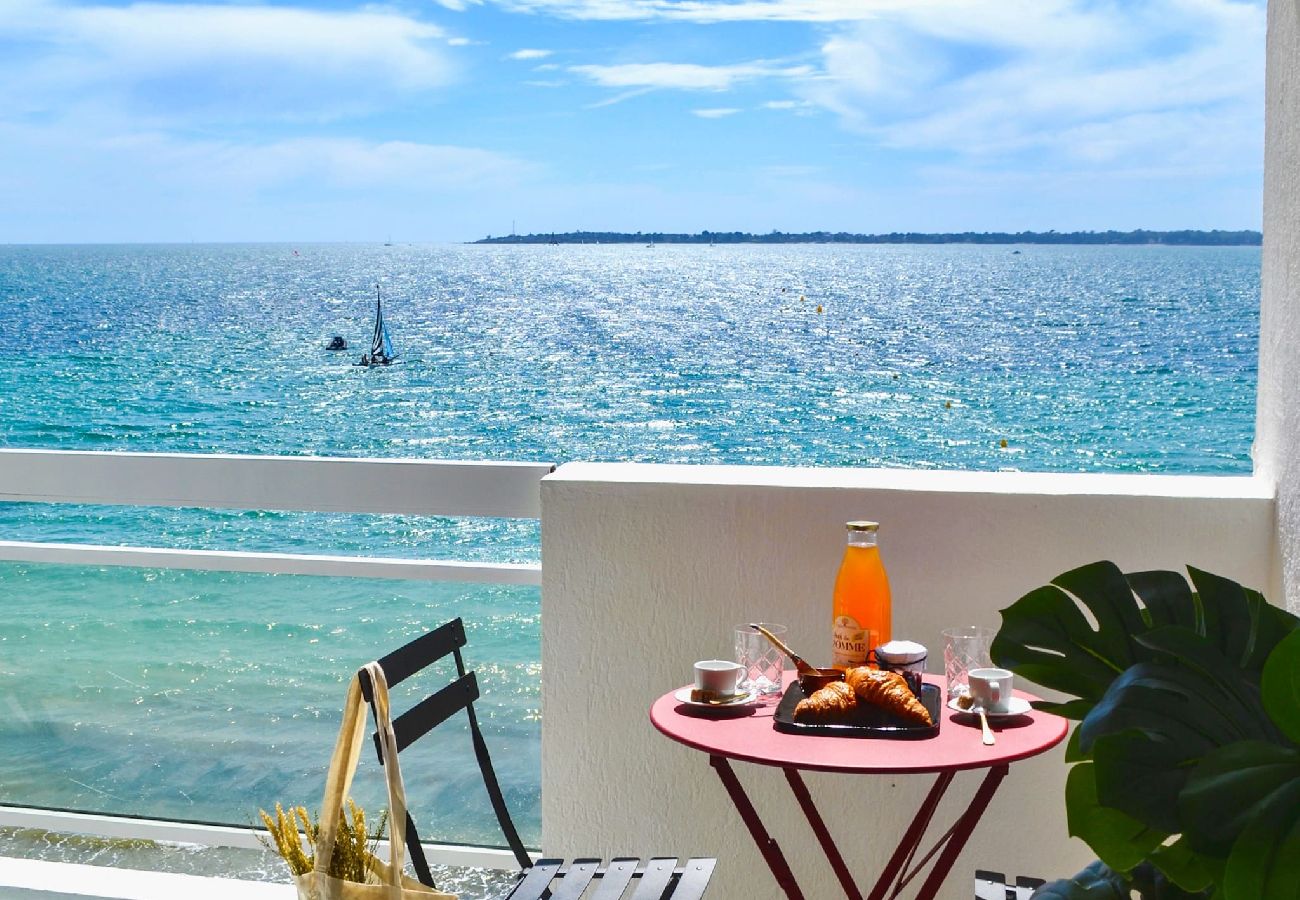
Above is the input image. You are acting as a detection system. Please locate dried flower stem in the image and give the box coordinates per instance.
[258,799,388,882]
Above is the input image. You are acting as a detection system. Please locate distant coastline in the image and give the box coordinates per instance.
[474,229,1261,246]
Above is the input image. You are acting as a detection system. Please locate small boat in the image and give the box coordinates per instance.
[355,286,396,367]
[325,335,348,351]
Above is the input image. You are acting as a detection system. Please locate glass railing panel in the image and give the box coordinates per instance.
[0,561,540,848]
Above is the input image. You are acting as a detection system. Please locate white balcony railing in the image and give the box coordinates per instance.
[0,448,553,583]
[0,448,553,873]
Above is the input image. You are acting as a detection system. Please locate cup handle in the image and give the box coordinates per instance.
[736,666,748,688]
[990,681,1002,706]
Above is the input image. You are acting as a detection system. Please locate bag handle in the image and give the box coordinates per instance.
[314,662,410,888]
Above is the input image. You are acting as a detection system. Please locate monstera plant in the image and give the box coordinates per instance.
[991,562,1300,899]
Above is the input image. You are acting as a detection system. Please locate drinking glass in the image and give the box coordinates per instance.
[943,625,995,701]
[735,623,786,696]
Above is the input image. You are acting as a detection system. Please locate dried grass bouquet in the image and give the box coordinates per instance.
[260,799,388,882]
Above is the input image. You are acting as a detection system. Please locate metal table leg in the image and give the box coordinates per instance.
[914,764,1009,899]
[710,758,1011,900]
[867,771,956,900]
[709,756,805,900]
[784,768,864,900]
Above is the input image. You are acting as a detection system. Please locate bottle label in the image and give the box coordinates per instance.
[832,615,870,668]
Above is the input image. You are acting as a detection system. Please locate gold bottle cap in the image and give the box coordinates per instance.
[845,521,879,532]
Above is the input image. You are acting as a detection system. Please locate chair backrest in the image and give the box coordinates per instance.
[357,618,533,887]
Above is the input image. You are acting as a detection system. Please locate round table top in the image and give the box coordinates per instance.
[649,673,1069,774]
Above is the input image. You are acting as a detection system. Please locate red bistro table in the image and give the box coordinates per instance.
[649,674,1067,900]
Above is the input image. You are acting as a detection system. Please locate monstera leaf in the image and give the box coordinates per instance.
[1179,631,1300,897]
[998,564,1300,899]
[1065,762,1167,873]
[993,562,1298,721]
[1073,627,1291,878]
[1261,627,1300,743]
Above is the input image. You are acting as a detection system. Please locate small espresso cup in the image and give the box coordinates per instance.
[694,659,746,697]
[968,667,1014,713]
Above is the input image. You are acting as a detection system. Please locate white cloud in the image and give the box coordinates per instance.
[693,107,741,118]
[571,60,812,91]
[447,36,474,46]
[796,0,1264,174]
[0,2,455,123]
[59,130,532,192]
[484,0,903,23]
[510,48,554,60]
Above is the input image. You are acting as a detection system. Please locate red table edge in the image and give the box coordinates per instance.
[649,677,1070,775]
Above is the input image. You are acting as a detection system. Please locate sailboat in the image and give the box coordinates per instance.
[356,285,396,367]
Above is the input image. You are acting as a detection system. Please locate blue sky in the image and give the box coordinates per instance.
[0,0,1266,242]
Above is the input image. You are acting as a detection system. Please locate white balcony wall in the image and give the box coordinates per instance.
[540,464,1272,899]
[1260,0,1300,611]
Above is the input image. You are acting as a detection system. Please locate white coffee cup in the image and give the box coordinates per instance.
[694,659,746,697]
[968,667,1014,713]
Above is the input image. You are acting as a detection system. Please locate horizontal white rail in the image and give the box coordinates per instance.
[0,857,293,900]
[0,449,554,518]
[0,805,527,871]
[0,540,541,584]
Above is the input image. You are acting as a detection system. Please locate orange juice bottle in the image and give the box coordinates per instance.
[831,521,892,669]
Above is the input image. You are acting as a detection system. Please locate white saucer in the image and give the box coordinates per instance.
[674,687,759,709]
[946,696,1033,718]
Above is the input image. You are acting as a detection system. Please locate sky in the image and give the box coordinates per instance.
[0,0,1267,242]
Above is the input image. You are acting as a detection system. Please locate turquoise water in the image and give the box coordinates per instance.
[0,243,1260,845]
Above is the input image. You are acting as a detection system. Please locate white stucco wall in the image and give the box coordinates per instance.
[1259,0,1300,612]
[540,464,1272,899]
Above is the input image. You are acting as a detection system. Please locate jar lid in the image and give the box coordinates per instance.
[875,640,927,664]
[845,521,879,532]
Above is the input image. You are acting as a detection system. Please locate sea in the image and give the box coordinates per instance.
[0,243,1260,859]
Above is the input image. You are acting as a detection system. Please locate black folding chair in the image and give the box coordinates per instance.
[357,618,716,900]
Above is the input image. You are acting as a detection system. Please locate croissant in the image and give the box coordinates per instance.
[793,680,858,722]
[845,667,932,726]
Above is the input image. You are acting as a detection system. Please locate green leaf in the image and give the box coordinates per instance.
[1180,741,1300,857]
[1222,780,1300,900]
[1148,837,1217,893]
[994,563,1296,724]
[1091,731,1199,834]
[1261,630,1300,744]
[994,562,1156,716]
[1030,861,1132,900]
[1188,568,1297,673]
[1129,570,1197,631]
[1038,698,1101,721]
[1080,655,1281,833]
[1133,628,1280,742]
[1055,562,1149,665]
[1067,762,1167,872]
[1064,722,1089,763]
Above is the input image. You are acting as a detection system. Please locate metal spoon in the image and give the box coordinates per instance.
[748,623,818,677]
[977,707,996,745]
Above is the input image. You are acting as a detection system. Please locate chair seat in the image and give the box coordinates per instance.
[506,858,716,900]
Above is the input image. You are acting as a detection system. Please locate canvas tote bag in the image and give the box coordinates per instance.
[294,661,456,900]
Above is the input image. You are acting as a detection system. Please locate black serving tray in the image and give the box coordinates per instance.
[773,680,942,739]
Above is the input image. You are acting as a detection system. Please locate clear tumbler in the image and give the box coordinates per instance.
[943,625,995,702]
